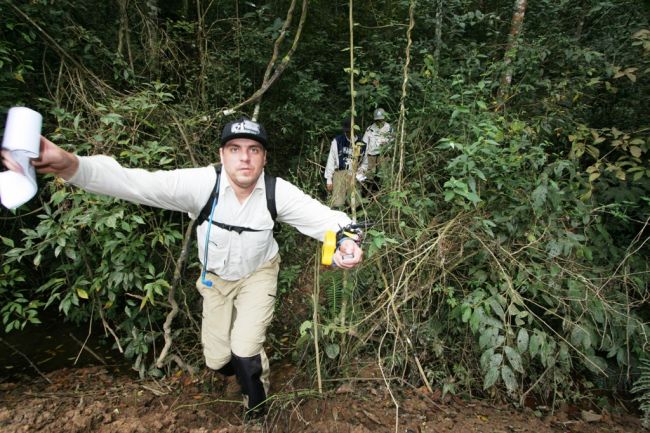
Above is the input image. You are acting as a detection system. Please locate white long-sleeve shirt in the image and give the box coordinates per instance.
[69,155,352,281]
[362,122,393,156]
[324,136,368,183]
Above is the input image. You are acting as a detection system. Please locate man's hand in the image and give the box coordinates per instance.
[31,136,79,180]
[1,149,24,175]
[333,238,363,269]
[326,182,333,192]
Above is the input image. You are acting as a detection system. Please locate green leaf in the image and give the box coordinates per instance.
[51,189,67,206]
[461,306,472,323]
[469,306,484,333]
[489,353,503,368]
[516,328,529,354]
[487,297,505,321]
[479,327,500,349]
[501,365,517,393]
[529,333,542,358]
[630,146,642,158]
[504,346,524,373]
[299,320,312,336]
[571,325,591,350]
[585,355,607,374]
[480,348,494,370]
[73,113,82,130]
[531,184,547,209]
[483,366,499,389]
[325,343,340,359]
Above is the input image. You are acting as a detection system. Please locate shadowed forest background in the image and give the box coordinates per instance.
[1,0,650,426]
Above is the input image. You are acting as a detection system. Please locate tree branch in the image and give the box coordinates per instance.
[222,0,309,119]
[156,220,196,369]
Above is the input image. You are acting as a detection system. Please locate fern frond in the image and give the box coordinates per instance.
[631,358,650,428]
[321,271,344,317]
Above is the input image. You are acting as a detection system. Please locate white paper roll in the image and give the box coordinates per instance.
[0,106,43,209]
[2,107,42,155]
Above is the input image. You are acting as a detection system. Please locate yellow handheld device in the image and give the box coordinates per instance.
[321,230,337,266]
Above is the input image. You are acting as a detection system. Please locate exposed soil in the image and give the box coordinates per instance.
[0,272,646,433]
[0,362,646,433]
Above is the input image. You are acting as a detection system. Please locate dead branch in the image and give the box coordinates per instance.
[155,220,196,369]
[69,332,107,365]
[170,111,198,166]
[223,0,309,119]
[98,305,124,354]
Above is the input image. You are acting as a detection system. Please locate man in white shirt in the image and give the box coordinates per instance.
[362,108,393,183]
[324,118,367,209]
[2,117,363,418]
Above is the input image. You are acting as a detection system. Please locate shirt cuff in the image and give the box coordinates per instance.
[65,155,85,185]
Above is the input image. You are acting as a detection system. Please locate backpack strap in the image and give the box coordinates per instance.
[264,173,277,222]
[196,165,277,228]
[197,165,221,227]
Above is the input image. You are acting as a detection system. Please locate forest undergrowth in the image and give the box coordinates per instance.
[1,0,649,426]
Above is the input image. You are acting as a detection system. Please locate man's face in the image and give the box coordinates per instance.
[220,138,267,191]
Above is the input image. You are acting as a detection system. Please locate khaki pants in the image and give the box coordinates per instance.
[330,170,362,208]
[195,254,280,396]
[366,154,380,180]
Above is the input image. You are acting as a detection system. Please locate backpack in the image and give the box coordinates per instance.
[196,165,277,232]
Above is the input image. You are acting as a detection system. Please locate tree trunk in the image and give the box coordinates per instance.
[497,0,527,108]
[575,0,588,40]
[117,0,134,72]
[146,0,160,77]
[433,0,443,75]
[196,0,207,107]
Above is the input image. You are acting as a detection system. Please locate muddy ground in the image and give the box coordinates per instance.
[0,361,646,433]
[0,279,646,433]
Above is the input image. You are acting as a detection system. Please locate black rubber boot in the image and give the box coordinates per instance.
[232,353,267,416]
[216,359,236,377]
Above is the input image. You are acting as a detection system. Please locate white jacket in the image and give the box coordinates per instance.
[69,156,352,280]
[362,122,393,156]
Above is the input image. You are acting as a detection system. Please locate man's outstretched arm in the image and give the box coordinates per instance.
[1,136,79,180]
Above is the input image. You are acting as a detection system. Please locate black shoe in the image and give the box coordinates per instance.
[243,405,266,425]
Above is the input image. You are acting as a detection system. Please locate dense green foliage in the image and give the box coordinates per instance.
[1,0,649,411]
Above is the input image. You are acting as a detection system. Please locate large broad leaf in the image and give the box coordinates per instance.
[529,333,542,358]
[585,355,607,374]
[504,346,524,373]
[501,365,518,393]
[571,325,592,350]
[517,328,529,354]
[487,297,505,321]
[480,348,494,370]
[483,366,499,390]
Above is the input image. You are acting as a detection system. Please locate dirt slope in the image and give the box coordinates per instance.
[0,363,645,433]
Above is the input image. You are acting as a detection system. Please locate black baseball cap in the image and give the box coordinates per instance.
[220,117,268,148]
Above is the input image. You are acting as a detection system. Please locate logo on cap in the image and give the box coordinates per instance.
[231,120,260,135]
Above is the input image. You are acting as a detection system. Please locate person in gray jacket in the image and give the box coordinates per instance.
[362,108,393,183]
[1,117,363,418]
